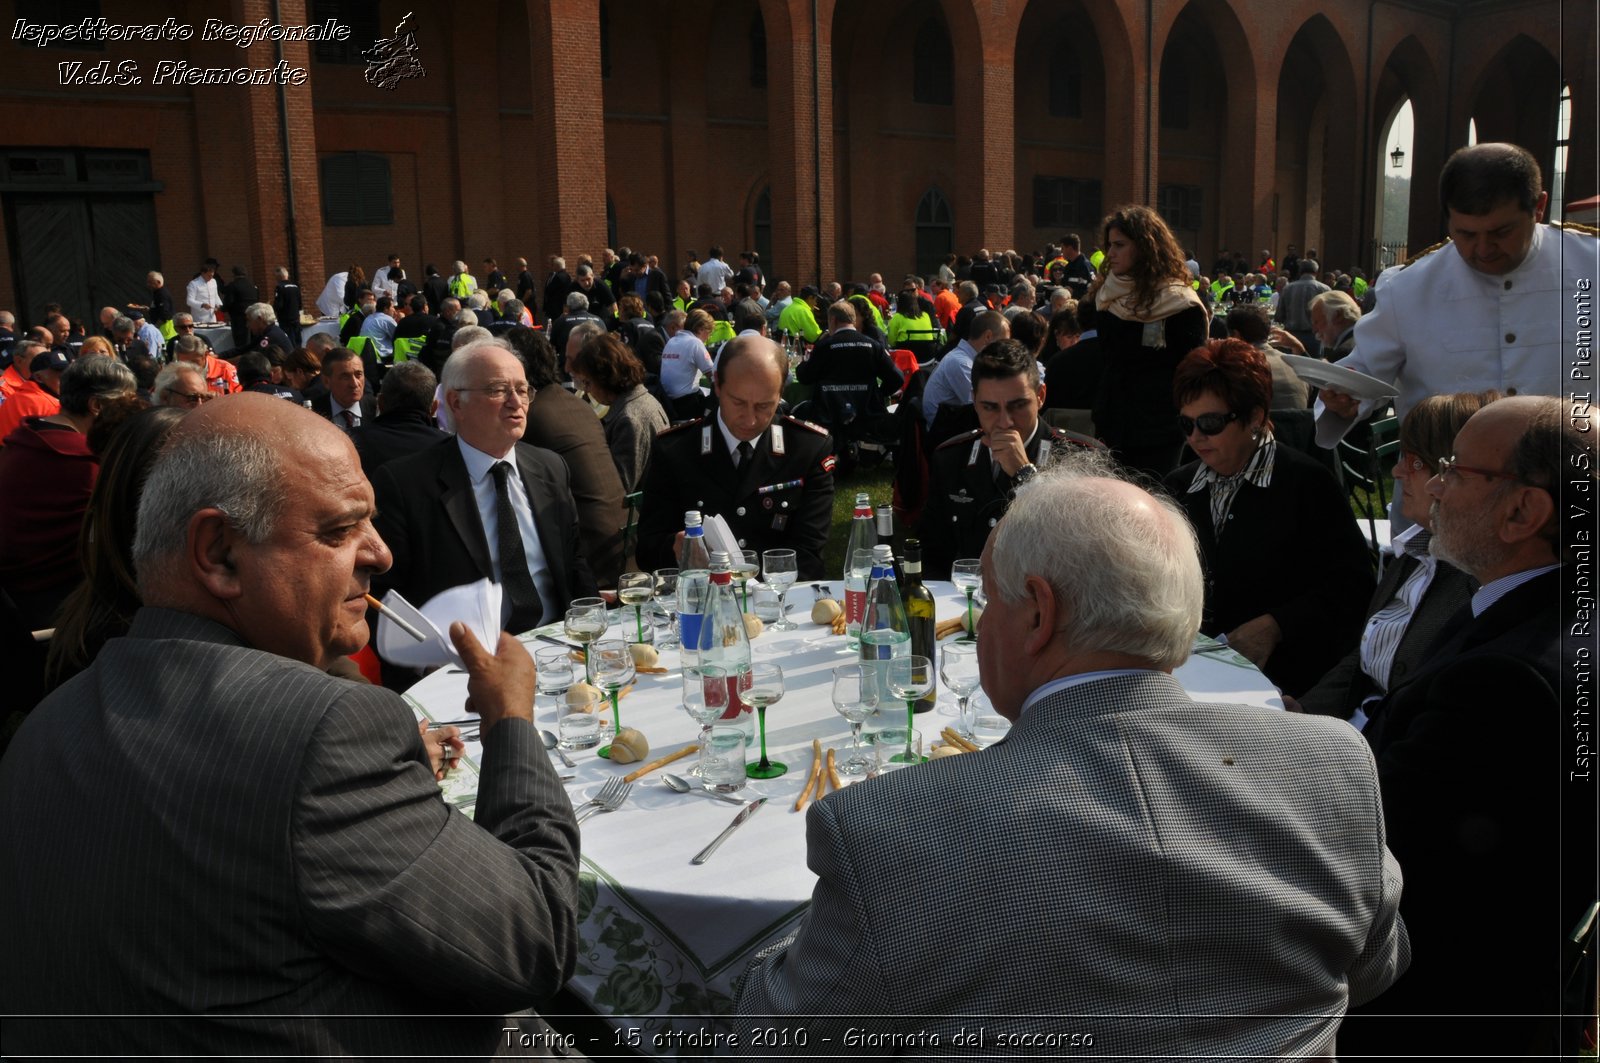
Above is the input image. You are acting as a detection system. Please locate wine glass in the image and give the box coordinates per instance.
[682,664,730,777]
[762,549,799,631]
[939,642,981,738]
[563,604,608,682]
[618,571,654,644]
[885,655,933,764]
[733,549,760,614]
[590,639,635,759]
[831,663,880,775]
[951,560,982,643]
[652,568,680,649]
[744,663,786,779]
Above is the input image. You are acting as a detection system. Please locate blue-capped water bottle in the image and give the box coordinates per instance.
[676,510,712,659]
[859,543,910,705]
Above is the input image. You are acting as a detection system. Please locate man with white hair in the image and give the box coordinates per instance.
[244,302,293,356]
[1309,289,1360,359]
[736,457,1408,1056]
[372,339,596,648]
[152,361,211,409]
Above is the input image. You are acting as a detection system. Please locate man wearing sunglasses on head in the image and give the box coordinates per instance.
[1339,394,1594,1057]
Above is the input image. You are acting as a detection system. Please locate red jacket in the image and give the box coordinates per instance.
[0,416,96,602]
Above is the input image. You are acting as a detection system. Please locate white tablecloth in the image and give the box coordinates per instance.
[194,323,233,355]
[405,582,1281,1047]
[302,317,341,343]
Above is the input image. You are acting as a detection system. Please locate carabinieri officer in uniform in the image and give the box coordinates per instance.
[919,338,1103,579]
[637,334,836,579]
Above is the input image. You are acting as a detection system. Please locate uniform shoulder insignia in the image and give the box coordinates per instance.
[1400,241,1448,268]
[658,417,704,437]
[935,429,983,451]
[783,415,830,436]
[1046,426,1107,452]
[1554,221,1600,238]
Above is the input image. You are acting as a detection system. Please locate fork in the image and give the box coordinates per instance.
[573,778,632,824]
[815,582,834,600]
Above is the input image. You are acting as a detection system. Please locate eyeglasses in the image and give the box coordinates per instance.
[177,323,195,330]
[1177,411,1241,436]
[166,389,212,405]
[457,382,531,402]
[1436,455,1516,483]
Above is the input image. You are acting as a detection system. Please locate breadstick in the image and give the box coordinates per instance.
[824,747,842,792]
[940,727,980,753]
[934,617,965,640]
[621,744,696,783]
[794,738,824,812]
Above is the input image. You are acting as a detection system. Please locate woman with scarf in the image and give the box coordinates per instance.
[1162,339,1374,697]
[1085,205,1207,478]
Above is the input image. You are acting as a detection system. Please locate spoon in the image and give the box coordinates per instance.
[662,772,745,805]
[540,729,577,768]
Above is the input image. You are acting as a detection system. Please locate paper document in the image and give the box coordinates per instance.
[375,580,502,669]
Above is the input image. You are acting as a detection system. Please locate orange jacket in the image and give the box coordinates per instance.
[203,353,242,394]
[0,380,61,443]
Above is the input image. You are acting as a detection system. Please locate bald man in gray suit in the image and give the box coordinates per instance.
[0,395,580,1057]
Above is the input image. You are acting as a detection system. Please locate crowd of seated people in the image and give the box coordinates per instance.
[1,141,1592,1054]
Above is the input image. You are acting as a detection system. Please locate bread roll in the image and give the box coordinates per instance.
[608,727,649,763]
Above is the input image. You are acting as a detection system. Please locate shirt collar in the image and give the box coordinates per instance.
[716,410,763,459]
[1186,434,1276,493]
[1019,669,1164,717]
[1391,521,1432,559]
[1471,563,1560,617]
[457,435,517,482]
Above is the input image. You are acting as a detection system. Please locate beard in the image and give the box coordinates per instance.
[1428,499,1501,577]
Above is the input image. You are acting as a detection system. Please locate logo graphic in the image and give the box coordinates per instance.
[362,11,423,90]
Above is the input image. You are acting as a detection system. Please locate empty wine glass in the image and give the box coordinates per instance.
[831,663,880,775]
[940,642,981,738]
[564,604,608,683]
[885,655,933,764]
[951,560,982,643]
[618,571,654,643]
[762,548,799,631]
[744,663,786,779]
[652,568,680,648]
[590,639,635,760]
[682,664,730,777]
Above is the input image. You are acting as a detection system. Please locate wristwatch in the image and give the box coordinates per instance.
[1012,462,1039,488]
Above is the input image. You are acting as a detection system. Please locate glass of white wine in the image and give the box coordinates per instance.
[885,655,933,764]
[733,549,760,614]
[590,639,635,760]
[618,571,654,644]
[744,663,786,779]
[762,548,799,631]
[564,604,607,683]
[652,568,680,649]
[951,559,982,643]
[683,664,730,777]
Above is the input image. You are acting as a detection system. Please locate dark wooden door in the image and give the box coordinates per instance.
[8,193,158,329]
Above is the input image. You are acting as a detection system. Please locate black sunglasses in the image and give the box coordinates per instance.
[1178,411,1241,436]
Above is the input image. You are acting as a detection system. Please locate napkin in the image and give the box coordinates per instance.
[703,512,742,562]
[375,580,502,669]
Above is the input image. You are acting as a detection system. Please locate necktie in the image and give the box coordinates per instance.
[342,409,355,430]
[736,440,754,473]
[490,462,544,633]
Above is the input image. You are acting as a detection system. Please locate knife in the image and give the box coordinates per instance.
[690,797,768,865]
[535,634,579,650]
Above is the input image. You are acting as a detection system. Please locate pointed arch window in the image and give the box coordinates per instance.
[1047,38,1082,118]
[750,12,767,88]
[753,186,773,276]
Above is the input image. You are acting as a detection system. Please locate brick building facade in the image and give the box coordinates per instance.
[0,0,1592,327]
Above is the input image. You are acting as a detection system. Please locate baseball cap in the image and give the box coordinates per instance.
[30,349,70,374]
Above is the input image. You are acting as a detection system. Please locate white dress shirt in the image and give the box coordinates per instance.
[316,272,349,318]
[329,397,364,431]
[185,275,220,323]
[457,437,556,628]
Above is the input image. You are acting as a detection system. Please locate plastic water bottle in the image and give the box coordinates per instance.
[696,551,754,737]
[859,544,911,705]
[677,511,712,657]
[842,493,875,649]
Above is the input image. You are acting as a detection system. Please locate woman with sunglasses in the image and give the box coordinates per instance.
[1291,391,1497,722]
[1084,205,1208,478]
[1163,338,1374,697]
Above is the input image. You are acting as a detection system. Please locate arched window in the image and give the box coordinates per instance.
[1552,82,1571,222]
[913,17,953,106]
[1047,38,1082,118]
[1159,49,1190,129]
[599,1,611,79]
[915,187,953,276]
[753,186,773,276]
[606,195,618,250]
[749,12,767,89]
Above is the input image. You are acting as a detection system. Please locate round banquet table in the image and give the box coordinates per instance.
[404,580,1283,1050]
